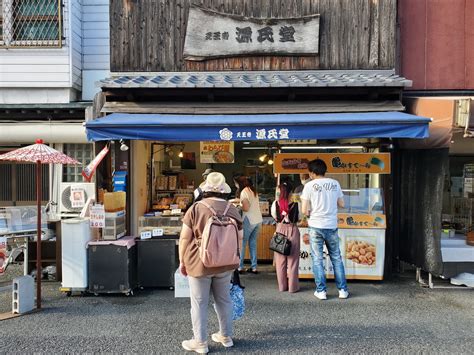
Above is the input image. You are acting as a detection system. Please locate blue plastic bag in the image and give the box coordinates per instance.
[230,283,245,320]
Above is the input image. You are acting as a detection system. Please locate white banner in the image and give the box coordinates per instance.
[90,205,105,229]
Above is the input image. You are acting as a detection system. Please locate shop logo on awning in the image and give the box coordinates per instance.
[219,127,290,141]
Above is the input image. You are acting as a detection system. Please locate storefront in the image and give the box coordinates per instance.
[77,0,432,289]
[84,93,430,282]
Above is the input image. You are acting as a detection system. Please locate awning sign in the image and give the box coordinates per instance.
[274,153,391,174]
[200,141,235,163]
[219,127,290,141]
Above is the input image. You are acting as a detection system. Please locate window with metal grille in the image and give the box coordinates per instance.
[0,162,49,204]
[0,0,62,48]
[63,144,93,183]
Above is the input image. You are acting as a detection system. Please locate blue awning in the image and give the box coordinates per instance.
[85,112,430,142]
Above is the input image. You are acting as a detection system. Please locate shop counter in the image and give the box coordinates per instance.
[299,213,386,281]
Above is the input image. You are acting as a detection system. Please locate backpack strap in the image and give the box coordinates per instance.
[198,200,218,216]
[198,200,233,217]
[223,202,232,216]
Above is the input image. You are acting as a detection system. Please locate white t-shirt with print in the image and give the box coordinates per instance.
[240,187,263,225]
[301,177,343,229]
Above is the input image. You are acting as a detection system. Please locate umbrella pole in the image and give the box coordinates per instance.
[36,160,42,309]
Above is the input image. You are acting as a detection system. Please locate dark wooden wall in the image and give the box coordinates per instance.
[110,0,396,72]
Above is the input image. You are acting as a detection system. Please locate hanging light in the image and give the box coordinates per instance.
[119,139,129,151]
[267,158,274,165]
[178,149,184,158]
[259,153,268,162]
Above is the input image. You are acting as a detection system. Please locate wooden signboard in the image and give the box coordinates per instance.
[274,153,391,174]
[184,6,320,61]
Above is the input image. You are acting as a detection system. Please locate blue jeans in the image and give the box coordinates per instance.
[309,227,348,292]
[240,218,261,270]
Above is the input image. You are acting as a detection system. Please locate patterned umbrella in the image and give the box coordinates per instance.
[0,139,80,309]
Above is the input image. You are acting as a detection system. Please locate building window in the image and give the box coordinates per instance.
[63,144,93,183]
[0,0,62,48]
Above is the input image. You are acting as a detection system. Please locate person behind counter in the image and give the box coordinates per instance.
[193,168,215,202]
[271,182,301,293]
[301,159,349,300]
[179,172,243,354]
[234,176,262,274]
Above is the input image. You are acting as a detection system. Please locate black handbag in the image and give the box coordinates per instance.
[269,232,292,256]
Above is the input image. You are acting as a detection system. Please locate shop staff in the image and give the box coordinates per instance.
[301,159,349,300]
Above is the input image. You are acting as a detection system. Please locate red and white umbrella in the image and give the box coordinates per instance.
[0,139,80,309]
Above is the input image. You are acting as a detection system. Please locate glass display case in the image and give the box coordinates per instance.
[339,188,385,215]
[138,215,183,236]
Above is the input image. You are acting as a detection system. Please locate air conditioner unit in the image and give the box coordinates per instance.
[59,183,96,215]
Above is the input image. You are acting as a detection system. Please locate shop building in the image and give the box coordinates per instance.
[0,0,110,208]
[397,0,474,286]
[82,0,432,286]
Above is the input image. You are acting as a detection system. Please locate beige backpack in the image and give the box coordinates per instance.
[197,201,240,268]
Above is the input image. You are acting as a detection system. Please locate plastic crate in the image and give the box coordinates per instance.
[103,211,126,240]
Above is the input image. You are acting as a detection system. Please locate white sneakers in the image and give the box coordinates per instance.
[314,290,349,300]
[182,339,209,354]
[211,332,234,348]
[338,289,349,299]
[314,290,327,300]
[182,333,234,353]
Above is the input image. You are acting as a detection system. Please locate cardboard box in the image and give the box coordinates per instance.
[104,192,126,212]
[174,269,190,298]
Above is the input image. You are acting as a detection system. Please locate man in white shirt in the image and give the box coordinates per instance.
[301,159,349,300]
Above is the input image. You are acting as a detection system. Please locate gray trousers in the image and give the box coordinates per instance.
[188,270,233,342]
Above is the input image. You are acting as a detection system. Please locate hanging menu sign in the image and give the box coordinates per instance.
[184,6,320,60]
[274,153,391,174]
[200,141,235,164]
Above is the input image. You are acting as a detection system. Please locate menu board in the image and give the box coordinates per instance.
[200,141,235,164]
[274,153,391,174]
[298,227,385,281]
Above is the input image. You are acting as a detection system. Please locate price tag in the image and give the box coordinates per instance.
[171,209,182,215]
[171,217,180,221]
[90,205,105,228]
[152,228,164,237]
[140,231,152,240]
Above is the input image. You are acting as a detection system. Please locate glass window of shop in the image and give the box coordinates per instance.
[149,141,383,216]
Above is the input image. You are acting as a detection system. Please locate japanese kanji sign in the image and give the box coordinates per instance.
[200,141,235,164]
[273,153,391,174]
[184,6,320,60]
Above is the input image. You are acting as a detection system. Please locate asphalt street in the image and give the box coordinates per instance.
[1,266,473,354]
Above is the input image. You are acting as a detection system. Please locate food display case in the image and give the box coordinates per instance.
[299,188,386,281]
[138,215,183,236]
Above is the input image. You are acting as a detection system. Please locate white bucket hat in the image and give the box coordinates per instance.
[201,172,231,194]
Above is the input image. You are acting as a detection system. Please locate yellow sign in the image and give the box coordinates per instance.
[200,141,235,164]
[273,153,391,174]
[337,213,386,229]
